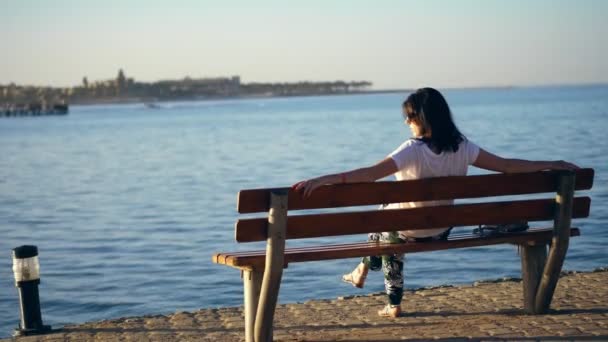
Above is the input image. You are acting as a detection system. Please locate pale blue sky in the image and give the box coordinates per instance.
[2,0,607,89]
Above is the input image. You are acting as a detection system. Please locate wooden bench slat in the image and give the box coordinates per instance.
[237,168,594,213]
[218,231,551,261]
[216,230,500,261]
[235,197,590,242]
[215,227,580,267]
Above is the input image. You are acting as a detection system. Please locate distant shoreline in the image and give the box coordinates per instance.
[69,89,413,106]
[69,83,608,107]
[6,82,605,109]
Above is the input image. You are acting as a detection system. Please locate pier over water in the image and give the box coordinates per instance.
[1,104,68,117]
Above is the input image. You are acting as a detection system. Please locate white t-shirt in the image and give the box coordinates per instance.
[386,138,480,238]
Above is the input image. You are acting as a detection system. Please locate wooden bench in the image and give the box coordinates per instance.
[213,168,594,342]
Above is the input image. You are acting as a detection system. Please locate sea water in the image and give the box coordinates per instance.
[1,85,607,336]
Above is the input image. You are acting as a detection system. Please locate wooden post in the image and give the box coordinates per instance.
[534,171,575,314]
[254,190,288,342]
[520,243,547,314]
[243,268,263,342]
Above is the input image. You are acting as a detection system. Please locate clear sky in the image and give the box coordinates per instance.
[2,0,607,89]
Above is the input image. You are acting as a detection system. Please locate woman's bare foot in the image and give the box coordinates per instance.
[377,304,401,318]
[341,263,369,288]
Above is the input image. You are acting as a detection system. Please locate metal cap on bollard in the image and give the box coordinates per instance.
[12,245,53,336]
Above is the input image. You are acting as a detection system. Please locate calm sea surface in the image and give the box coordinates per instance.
[1,86,607,336]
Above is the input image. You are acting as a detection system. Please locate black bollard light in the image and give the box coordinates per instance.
[12,245,52,336]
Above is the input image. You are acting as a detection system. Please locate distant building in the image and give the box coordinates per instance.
[2,71,372,106]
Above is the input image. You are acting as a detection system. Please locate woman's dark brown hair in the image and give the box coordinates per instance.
[403,87,464,153]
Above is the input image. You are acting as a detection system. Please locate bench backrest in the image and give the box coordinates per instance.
[235,169,594,243]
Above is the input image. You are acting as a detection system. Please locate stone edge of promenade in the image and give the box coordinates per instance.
[4,267,608,341]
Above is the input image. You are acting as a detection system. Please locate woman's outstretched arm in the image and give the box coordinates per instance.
[294,157,398,197]
[473,148,579,173]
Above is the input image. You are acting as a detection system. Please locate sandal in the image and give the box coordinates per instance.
[377,304,401,318]
[341,263,368,288]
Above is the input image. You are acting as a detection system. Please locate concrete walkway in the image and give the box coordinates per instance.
[5,269,608,341]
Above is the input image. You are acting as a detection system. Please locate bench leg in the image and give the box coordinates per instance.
[243,268,263,342]
[534,171,575,314]
[520,243,547,314]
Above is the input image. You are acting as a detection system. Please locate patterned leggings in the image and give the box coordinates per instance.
[362,229,452,305]
[361,231,405,305]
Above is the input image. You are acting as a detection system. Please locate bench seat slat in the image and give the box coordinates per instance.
[215,230,486,261]
[237,168,594,213]
[236,197,590,242]
[214,227,580,268]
